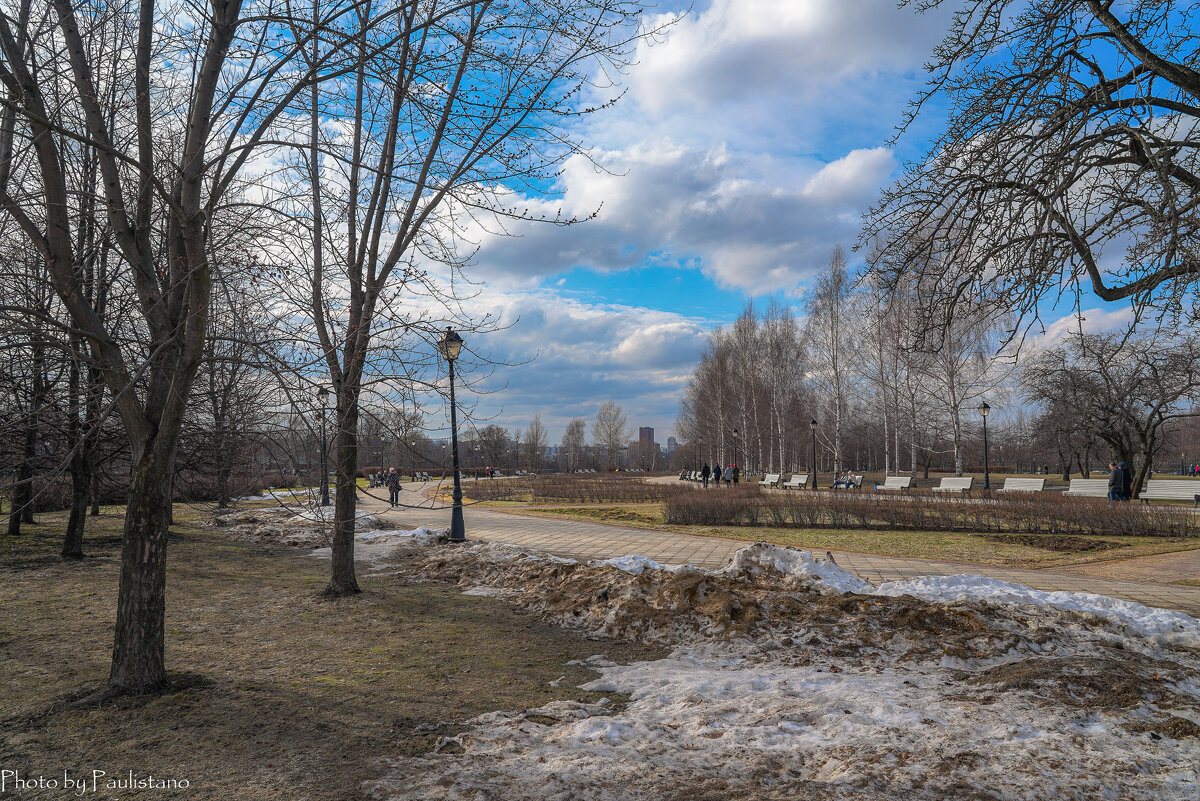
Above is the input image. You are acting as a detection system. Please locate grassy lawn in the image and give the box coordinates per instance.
[0,506,659,800]
[509,503,1200,569]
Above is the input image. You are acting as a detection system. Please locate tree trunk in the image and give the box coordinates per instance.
[6,422,35,536]
[951,406,964,476]
[63,341,90,559]
[108,447,174,693]
[326,388,361,596]
[90,473,101,516]
[62,451,91,559]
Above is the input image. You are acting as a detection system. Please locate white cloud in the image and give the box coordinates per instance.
[456,290,712,439]
[1024,306,1137,352]
[470,142,895,294]
[456,0,945,297]
[632,0,942,114]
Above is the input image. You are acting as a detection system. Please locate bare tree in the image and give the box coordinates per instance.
[919,310,1012,476]
[279,0,660,596]
[805,246,857,474]
[0,0,370,693]
[1023,331,1200,495]
[561,417,586,473]
[867,1,1200,329]
[525,415,548,473]
[593,401,628,469]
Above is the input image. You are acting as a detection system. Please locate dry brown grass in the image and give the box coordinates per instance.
[0,506,660,800]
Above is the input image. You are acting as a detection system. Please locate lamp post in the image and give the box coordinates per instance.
[732,428,740,475]
[439,327,466,542]
[810,418,818,490]
[317,386,330,506]
[410,440,416,481]
[379,434,389,472]
[978,401,991,490]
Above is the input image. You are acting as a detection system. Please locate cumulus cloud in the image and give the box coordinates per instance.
[1024,306,1138,352]
[471,143,896,294]
[631,0,945,115]
[456,290,711,439]
[456,0,948,297]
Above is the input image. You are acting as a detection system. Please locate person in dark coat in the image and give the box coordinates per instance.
[701,462,711,488]
[386,467,401,506]
[1107,462,1122,501]
[1119,461,1132,501]
[732,464,740,485]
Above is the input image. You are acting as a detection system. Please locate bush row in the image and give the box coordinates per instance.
[663,490,1199,538]
[467,475,692,504]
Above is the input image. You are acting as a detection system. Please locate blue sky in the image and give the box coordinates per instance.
[442,0,1129,444]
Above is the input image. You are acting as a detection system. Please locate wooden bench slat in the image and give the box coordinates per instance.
[1139,480,1200,506]
[875,476,912,492]
[997,478,1046,492]
[1063,478,1108,497]
[781,474,809,489]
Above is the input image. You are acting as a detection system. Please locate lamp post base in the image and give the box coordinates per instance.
[450,503,465,542]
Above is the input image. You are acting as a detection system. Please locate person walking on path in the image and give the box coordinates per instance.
[701,462,711,488]
[1119,461,1133,501]
[386,467,401,507]
[723,464,732,487]
[1107,462,1122,501]
[732,464,740,485]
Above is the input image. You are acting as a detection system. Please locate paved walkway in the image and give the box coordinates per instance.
[361,483,1200,616]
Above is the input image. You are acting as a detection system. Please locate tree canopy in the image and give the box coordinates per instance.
[866,0,1200,329]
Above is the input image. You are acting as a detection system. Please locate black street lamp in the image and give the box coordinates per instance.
[978,401,991,490]
[410,440,416,481]
[439,327,466,542]
[810,418,818,490]
[317,386,330,506]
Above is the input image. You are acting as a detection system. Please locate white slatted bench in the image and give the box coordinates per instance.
[1138,479,1200,506]
[832,474,863,490]
[782,474,809,490]
[759,473,782,488]
[997,478,1046,493]
[874,476,912,492]
[1063,478,1109,497]
[932,476,973,493]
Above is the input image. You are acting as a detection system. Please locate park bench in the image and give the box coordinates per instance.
[759,473,782,488]
[932,476,973,493]
[1063,478,1109,497]
[832,474,863,490]
[997,478,1046,493]
[1138,479,1200,507]
[782,474,809,490]
[874,475,912,492]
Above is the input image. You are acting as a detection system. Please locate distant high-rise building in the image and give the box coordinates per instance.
[667,437,678,454]
[639,426,654,446]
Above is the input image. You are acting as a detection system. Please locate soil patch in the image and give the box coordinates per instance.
[982,534,1125,553]
[965,655,1190,710]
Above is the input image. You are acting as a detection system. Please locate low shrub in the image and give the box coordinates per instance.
[662,490,1199,538]
[468,474,694,504]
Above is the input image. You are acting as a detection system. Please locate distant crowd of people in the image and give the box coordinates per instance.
[684,462,740,488]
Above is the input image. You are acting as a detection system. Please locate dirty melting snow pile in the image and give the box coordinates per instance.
[364,541,1200,801]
